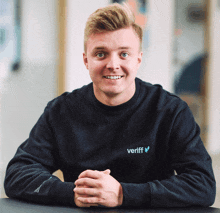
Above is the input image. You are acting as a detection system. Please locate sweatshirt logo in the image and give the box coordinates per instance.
[127,146,150,154]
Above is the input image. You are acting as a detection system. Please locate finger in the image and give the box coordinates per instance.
[78,170,101,179]
[75,192,91,198]
[102,169,111,175]
[75,192,98,208]
[80,204,98,207]
[75,178,97,188]
[75,184,90,188]
[76,199,98,208]
[77,196,104,205]
[87,203,99,207]
[74,187,100,197]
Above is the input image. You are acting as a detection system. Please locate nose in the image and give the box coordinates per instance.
[106,54,120,70]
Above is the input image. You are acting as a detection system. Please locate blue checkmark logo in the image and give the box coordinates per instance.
[145,146,150,153]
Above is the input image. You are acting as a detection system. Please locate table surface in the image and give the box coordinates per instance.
[1,198,220,213]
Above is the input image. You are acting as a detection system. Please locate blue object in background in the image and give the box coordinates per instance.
[174,54,206,95]
[0,0,21,71]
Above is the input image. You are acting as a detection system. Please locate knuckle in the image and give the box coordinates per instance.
[97,190,102,197]
[84,198,90,203]
[81,179,88,185]
[98,197,105,204]
[82,170,89,177]
[87,198,95,204]
[85,169,92,174]
[81,188,87,194]
[77,188,86,195]
[97,182,103,188]
[76,178,89,186]
[79,169,91,178]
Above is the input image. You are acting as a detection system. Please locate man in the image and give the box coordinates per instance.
[4,3,216,208]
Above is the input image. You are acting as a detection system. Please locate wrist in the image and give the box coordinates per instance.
[118,184,123,206]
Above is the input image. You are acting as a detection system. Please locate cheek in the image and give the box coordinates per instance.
[123,60,139,74]
[88,60,104,71]
[88,63,104,79]
[88,60,100,70]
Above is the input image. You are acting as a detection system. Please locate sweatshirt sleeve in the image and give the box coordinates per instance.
[4,103,76,206]
[120,103,216,208]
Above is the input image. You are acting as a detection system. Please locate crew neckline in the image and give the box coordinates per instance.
[89,78,141,113]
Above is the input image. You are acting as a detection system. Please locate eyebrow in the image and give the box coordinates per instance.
[119,47,131,50]
[92,46,131,52]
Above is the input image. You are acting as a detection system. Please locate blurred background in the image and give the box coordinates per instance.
[0,0,220,207]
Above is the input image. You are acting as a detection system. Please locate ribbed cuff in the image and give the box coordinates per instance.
[120,182,151,207]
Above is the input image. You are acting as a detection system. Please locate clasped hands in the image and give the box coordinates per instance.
[74,169,123,208]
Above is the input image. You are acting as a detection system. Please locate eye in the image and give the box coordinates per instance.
[121,52,129,58]
[96,52,105,58]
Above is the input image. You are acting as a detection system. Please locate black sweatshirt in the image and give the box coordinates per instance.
[4,78,216,207]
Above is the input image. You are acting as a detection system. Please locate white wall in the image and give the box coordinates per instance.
[0,0,58,197]
[207,0,220,154]
[66,0,110,92]
[138,0,175,92]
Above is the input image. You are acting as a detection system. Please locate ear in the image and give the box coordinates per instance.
[137,51,143,67]
[138,51,143,63]
[83,52,89,69]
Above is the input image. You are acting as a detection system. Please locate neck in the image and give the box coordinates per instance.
[93,85,136,107]
[98,95,130,106]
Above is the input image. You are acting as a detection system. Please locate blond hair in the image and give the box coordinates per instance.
[84,3,143,52]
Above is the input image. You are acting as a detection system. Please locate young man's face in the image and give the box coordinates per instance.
[83,26,142,105]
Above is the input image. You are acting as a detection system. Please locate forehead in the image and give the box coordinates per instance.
[86,27,140,52]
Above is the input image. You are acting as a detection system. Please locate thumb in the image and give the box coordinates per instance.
[102,169,111,175]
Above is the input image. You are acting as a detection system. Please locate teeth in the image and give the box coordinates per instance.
[105,76,122,79]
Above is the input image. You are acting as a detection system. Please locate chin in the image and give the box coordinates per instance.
[104,91,121,96]
[101,84,120,91]
[103,87,124,95]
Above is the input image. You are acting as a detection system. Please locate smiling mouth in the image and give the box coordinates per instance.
[104,76,123,80]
